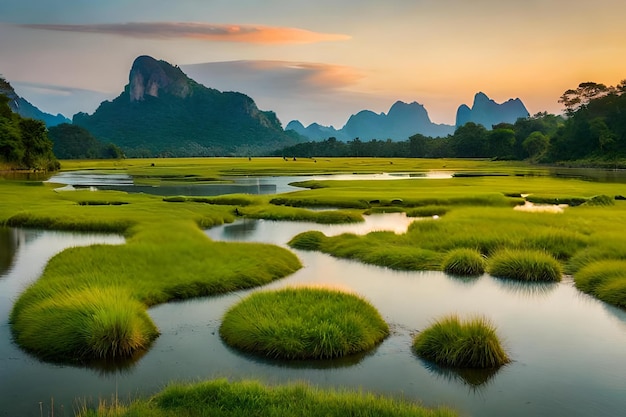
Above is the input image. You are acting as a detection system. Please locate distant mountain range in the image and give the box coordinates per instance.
[2,57,531,156]
[456,92,529,129]
[287,92,530,142]
[71,56,302,157]
[0,78,69,127]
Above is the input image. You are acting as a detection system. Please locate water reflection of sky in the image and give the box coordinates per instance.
[46,170,454,196]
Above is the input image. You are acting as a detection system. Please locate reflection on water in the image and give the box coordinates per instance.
[209,212,419,246]
[418,358,504,388]
[223,340,377,370]
[493,277,558,297]
[0,227,20,275]
[46,170,454,197]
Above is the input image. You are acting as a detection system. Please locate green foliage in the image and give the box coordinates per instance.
[451,122,489,157]
[413,315,510,368]
[72,62,300,157]
[220,287,389,360]
[441,248,486,276]
[0,93,59,170]
[523,131,549,161]
[48,123,123,159]
[487,249,562,282]
[78,378,457,417]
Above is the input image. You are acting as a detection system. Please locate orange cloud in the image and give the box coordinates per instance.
[19,22,351,44]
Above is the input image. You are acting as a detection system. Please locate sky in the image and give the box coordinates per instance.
[1,0,625,128]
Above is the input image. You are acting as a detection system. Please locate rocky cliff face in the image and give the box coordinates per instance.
[73,55,300,157]
[455,92,529,129]
[129,55,192,102]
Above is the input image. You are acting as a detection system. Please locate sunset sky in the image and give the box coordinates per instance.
[1,0,625,127]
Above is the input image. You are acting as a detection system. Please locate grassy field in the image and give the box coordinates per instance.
[2,157,626,412]
[78,378,457,417]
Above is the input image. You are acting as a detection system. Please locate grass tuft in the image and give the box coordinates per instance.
[220,287,389,360]
[487,249,562,282]
[441,248,486,276]
[413,315,510,368]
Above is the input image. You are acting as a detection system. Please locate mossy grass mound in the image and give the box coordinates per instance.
[10,221,301,363]
[11,287,158,360]
[574,260,626,308]
[220,287,389,360]
[78,378,458,417]
[442,248,486,276]
[487,249,562,282]
[413,315,510,368]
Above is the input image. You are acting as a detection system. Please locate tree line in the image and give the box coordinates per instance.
[276,80,626,165]
[0,93,59,171]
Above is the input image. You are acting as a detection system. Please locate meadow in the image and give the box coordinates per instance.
[2,157,626,415]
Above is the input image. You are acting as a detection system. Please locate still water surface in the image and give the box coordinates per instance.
[1,214,625,417]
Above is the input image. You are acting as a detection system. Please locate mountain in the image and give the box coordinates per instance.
[72,56,301,157]
[287,101,454,142]
[0,77,69,127]
[285,120,347,141]
[456,92,529,129]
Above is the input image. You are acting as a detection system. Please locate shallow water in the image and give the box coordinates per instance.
[1,218,625,417]
[46,170,453,196]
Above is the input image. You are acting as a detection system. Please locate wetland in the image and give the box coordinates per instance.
[1,158,625,417]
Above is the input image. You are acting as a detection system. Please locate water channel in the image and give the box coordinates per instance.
[1,171,626,417]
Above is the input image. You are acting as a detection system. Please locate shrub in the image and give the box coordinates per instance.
[442,248,486,276]
[487,249,562,282]
[412,315,510,368]
[220,287,389,360]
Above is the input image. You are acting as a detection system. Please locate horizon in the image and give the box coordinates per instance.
[1,1,625,127]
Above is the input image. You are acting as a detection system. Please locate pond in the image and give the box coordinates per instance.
[1,215,625,417]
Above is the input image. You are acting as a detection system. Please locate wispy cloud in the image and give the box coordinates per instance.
[180,60,376,127]
[183,60,362,93]
[18,22,351,44]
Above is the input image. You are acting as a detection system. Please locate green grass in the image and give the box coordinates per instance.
[405,206,449,217]
[5,157,626,362]
[487,249,562,282]
[239,204,364,224]
[289,231,442,271]
[574,260,626,308]
[10,220,301,363]
[78,378,457,417]
[413,315,510,368]
[441,248,486,276]
[220,287,389,360]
